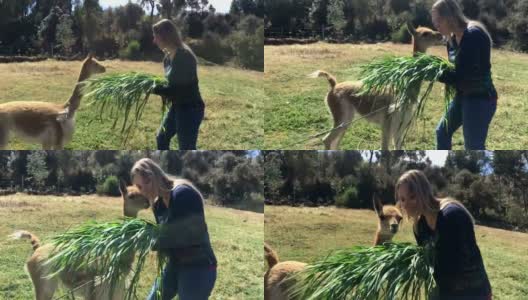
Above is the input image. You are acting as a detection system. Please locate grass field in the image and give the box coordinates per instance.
[265,205,528,299]
[264,42,528,149]
[0,59,263,149]
[0,194,263,299]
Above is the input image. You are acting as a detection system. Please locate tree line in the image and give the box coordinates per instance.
[264,150,528,231]
[0,150,264,213]
[265,0,528,52]
[0,0,263,70]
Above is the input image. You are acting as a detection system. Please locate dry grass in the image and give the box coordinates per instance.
[0,194,263,299]
[0,59,263,149]
[265,205,528,299]
[264,42,528,149]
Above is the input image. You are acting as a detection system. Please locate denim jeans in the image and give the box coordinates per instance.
[156,104,204,150]
[436,96,496,150]
[146,261,217,300]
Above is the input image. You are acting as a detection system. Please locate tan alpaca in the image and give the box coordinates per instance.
[264,197,403,300]
[310,23,443,150]
[10,180,150,300]
[0,54,105,149]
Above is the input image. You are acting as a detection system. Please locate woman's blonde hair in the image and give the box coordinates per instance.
[130,158,203,202]
[152,19,196,58]
[432,0,492,44]
[395,169,474,227]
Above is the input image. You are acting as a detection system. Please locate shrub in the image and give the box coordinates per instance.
[230,24,264,71]
[189,32,232,64]
[119,40,142,60]
[336,186,359,208]
[96,175,121,196]
[391,23,411,44]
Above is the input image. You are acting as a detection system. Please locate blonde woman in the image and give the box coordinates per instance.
[151,19,205,150]
[131,158,216,300]
[432,0,497,150]
[396,170,491,299]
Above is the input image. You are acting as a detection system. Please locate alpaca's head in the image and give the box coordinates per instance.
[373,196,403,239]
[119,179,150,218]
[407,22,444,53]
[81,53,106,79]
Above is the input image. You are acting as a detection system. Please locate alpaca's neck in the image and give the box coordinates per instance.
[373,230,394,246]
[412,37,428,56]
[63,67,91,116]
[406,40,428,105]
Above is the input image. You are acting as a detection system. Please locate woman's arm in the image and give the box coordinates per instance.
[438,28,487,88]
[152,81,199,97]
[435,205,474,289]
[152,49,199,97]
[154,185,208,250]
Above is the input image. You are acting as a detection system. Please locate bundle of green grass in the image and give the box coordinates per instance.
[290,243,436,300]
[359,53,456,118]
[45,218,166,300]
[81,72,168,144]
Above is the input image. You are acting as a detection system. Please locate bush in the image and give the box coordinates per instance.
[230,24,264,71]
[509,17,528,51]
[189,32,232,64]
[391,23,412,44]
[119,40,142,60]
[336,186,359,208]
[96,175,121,196]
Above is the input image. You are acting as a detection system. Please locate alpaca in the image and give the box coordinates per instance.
[0,54,105,149]
[264,197,403,300]
[310,23,444,150]
[9,180,150,300]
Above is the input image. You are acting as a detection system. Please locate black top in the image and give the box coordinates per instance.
[439,26,497,100]
[414,203,491,299]
[153,47,204,109]
[152,184,216,266]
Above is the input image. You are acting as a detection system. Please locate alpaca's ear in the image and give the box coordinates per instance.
[406,21,417,36]
[119,179,128,196]
[87,52,94,60]
[373,195,383,217]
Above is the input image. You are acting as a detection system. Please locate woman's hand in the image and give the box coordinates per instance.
[152,84,163,95]
[150,238,160,251]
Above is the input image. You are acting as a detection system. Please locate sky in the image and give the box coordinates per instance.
[425,150,448,166]
[99,0,232,13]
[360,150,448,166]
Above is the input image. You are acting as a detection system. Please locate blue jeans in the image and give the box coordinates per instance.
[147,261,217,300]
[157,104,204,150]
[436,96,496,150]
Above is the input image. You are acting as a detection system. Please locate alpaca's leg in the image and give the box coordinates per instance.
[323,102,354,150]
[28,261,58,300]
[0,121,8,149]
[381,117,391,150]
[53,140,65,150]
[394,106,414,149]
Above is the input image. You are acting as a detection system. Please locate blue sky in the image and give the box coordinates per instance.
[99,0,232,13]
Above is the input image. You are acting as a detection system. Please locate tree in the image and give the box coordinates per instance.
[27,151,49,189]
[327,0,346,36]
[445,151,488,174]
[56,13,75,54]
[139,0,157,24]
[0,0,33,24]
[81,0,102,51]
[263,151,285,202]
[310,0,329,32]
[38,6,63,54]
[231,0,258,15]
